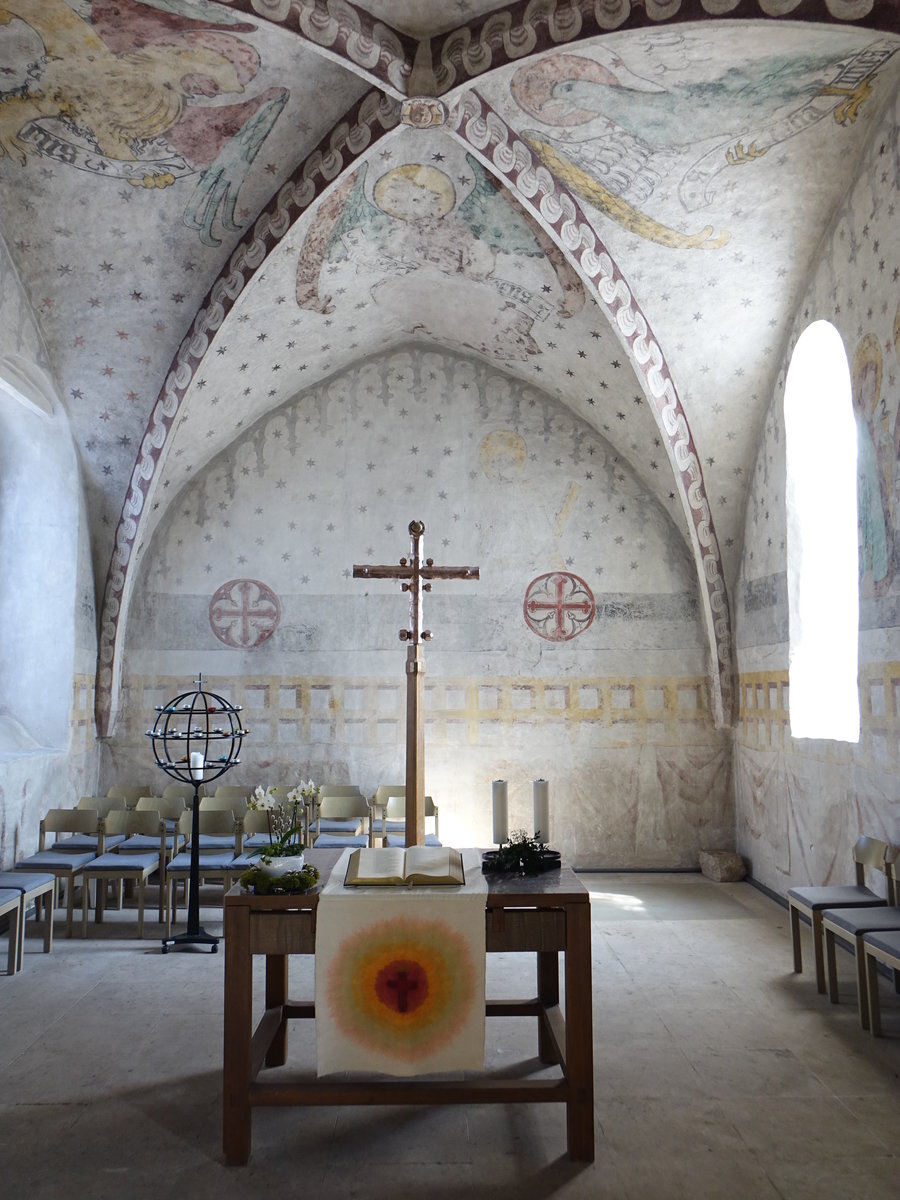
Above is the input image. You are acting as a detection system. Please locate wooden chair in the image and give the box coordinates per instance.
[382,794,441,847]
[311,792,370,848]
[127,798,187,919]
[862,923,900,1036]
[0,888,21,975]
[77,794,126,816]
[822,850,900,1029]
[81,810,167,939]
[15,810,105,936]
[164,810,243,937]
[162,782,198,803]
[787,836,892,993]
[371,784,404,843]
[213,784,250,802]
[0,872,55,968]
[107,785,153,809]
[52,800,124,854]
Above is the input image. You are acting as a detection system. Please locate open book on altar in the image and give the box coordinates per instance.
[343,846,465,887]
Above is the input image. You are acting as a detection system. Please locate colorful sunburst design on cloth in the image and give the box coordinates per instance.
[315,869,487,1077]
[328,916,476,1055]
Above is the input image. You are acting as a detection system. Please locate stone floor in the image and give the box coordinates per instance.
[2,872,899,1200]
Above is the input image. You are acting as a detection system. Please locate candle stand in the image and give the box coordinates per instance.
[147,674,248,953]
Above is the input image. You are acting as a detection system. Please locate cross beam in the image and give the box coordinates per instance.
[354,520,479,845]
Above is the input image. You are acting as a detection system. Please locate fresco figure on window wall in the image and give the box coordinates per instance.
[853,334,890,597]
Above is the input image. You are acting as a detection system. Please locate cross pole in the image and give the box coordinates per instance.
[353,520,479,846]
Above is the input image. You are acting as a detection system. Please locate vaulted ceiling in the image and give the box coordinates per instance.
[1,0,898,731]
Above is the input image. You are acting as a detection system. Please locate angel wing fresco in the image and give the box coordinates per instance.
[0,0,287,246]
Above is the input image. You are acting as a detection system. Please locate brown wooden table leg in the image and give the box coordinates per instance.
[265,952,289,1066]
[564,899,594,1161]
[223,899,253,1165]
[537,949,560,1064]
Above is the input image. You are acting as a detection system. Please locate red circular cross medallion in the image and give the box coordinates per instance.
[523,572,596,642]
[209,578,281,649]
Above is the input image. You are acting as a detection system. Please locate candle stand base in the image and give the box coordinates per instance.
[162,928,219,953]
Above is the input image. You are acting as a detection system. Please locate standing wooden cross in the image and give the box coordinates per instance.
[354,520,479,846]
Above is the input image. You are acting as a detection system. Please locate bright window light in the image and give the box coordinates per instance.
[784,321,859,742]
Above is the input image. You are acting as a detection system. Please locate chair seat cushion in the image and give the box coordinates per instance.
[85,851,159,872]
[167,851,237,873]
[384,833,442,848]
[315,819,362,834]
[0,888,21,914]
[823,905,900,935]
[0,871,54,894]
[863,929,900,958]
[787,885,884,911]
[187,835,236,851]
[118,834,177,852]
[243,833,274,849]
[314,833,368,848]
[17,850,96,871]
[51,834,126,851]
[381,820,407,834]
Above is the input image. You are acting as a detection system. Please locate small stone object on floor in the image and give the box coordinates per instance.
[698,849,746,882]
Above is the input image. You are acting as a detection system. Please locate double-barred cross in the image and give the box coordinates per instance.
[354,521,479,845]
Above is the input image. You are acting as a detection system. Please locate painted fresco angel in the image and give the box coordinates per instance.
[511,39,896,249]
[295,154,584,360]
[0,0,287,246]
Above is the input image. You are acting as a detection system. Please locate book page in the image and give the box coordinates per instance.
[345,847,407,885]
[405,845,464,884]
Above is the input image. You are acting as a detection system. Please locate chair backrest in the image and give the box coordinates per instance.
[384,795,437,819]
[320,784,365,799]
[162,782,196,802]
[318,793,370,820]
[107,785,153,809]
[77,794,125,817]
[373,784,404,806]
[176,809,240,838]
[103,809,164,839]
[200,795,249,818]
[40,808,101,850]
[137,794,186,820]
[852,836,892,888]
[214,785,250,801]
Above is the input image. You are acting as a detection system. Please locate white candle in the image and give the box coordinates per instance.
[533,778,550,843]
[492,779,508,844]
[190,751,205,781]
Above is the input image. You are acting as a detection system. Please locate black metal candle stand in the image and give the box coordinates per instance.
[146,673,248,954]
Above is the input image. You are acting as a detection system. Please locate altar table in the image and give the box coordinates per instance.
[222,849,594,1164]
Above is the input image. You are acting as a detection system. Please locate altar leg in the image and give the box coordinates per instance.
[223,900,253,1165]
[265,953,289,1067]
[537,949,560,1064]
[564,900,594,1162]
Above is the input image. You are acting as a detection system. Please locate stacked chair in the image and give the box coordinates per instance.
[310,786,370,848]
[381,795,441,847]
[80,810,168,938]
[787,835,893,994]
[14,809,106,936]
[0,871,55,972]
[164,808,244,937]
[789,835,900,1034]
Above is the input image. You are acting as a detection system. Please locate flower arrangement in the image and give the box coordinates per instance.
[248,784,304,858]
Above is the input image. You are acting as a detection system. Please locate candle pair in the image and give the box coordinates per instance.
[492,779,550,844]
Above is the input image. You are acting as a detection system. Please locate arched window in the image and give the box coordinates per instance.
[784,320,859,741]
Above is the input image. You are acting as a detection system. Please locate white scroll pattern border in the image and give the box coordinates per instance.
[431,0,882,93]
[94,91,400,735]
[450,89,734,724]
[217,0,414,94]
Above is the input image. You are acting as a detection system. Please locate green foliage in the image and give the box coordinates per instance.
[239,862,320,895]
[492,829,548,875]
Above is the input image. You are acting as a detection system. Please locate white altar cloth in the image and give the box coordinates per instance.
[315,848,486,1077]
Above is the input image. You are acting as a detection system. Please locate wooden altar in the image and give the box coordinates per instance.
[222,849,594,1164]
